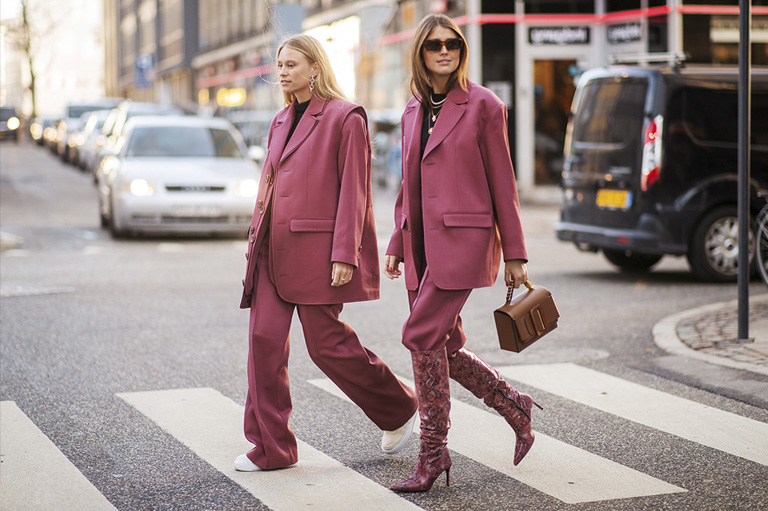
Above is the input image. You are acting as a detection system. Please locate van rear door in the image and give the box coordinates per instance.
[562,74,649,229]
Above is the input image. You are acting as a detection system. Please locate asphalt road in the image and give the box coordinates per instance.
[1,140,767,511]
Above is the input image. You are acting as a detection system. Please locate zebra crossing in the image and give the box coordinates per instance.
[2,363,767,511]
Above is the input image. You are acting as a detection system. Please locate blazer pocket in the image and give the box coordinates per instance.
[401,214,408,230]
[443,213,493,228]
[289,218,336,232]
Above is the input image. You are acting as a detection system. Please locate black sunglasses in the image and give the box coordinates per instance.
[423,38,463,52]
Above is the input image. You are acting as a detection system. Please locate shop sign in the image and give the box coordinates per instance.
[529,26,590,46]
[608,23,642,45]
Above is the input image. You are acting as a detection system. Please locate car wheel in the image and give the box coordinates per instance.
[603,249,662,272]
[687,206,754,282]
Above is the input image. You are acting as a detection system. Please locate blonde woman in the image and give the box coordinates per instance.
[236,34,417,472]
[384,15,541,492]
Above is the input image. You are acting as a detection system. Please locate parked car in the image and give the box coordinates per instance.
[90,101,184,181]
[57,99,122,162]
[556,64,768,282]
[97,116,259,238]
[0,106,21,142]
[29,117,53,145]
[75,109,112,170]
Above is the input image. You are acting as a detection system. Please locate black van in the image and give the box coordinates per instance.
[555,65,768,282]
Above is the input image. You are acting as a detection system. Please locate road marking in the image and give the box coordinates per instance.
[117,388,422,511]
[0,285,76,298]
[309,377,685,504]
[0,401,118,511]
[498,363,768,466]
[158,243,185,253]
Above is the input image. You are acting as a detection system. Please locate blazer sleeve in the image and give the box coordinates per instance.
[386,184,405,258]
[331,109,369,267]
[480,102,528,262]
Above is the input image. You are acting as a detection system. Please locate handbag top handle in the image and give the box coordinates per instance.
[506,280,534,304]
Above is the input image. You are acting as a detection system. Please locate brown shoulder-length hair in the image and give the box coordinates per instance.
[276,34,348,107]
[409,14,469,107]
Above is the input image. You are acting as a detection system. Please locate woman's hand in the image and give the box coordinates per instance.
[331,262,354,287]
[383,255,403,280]
[505,259,528,288]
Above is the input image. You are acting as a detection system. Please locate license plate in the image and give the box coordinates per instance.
[596,189,632,210]
[172,205,221,217]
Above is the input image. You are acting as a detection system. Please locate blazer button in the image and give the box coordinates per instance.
[245,252,249,260]
[250,235,255,243]
[248,225,254,234]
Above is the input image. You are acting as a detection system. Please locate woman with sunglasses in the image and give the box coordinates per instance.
[384,14,541,492]
[236,34,418,473]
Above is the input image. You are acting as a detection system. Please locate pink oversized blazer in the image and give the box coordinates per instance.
[240,96,379,307]
[386,82,527,291]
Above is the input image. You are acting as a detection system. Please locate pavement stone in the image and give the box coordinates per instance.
[653,293,768,376]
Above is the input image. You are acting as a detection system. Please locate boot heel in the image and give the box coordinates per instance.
[532,400,543,410]
[445,468,450,487]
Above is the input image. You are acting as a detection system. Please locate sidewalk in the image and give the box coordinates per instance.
[653,293,768,376]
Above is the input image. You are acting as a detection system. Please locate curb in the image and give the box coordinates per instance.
[653,296,768,377]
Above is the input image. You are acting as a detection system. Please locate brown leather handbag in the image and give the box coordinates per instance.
[494,280,560,352]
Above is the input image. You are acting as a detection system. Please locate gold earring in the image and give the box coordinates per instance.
[310,75,316,92]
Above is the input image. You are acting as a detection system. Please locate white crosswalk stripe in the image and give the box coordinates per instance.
[309,377,686,504]
[117,387,422,511]
[5,361,766,510]
[497,363,768,466]
[0,401,118,511]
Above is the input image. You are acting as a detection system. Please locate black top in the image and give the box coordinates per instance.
[287,98,311,142]
[420,93,447,158]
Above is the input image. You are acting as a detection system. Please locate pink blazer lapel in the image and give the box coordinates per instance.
[279,96,328,164]
[268,106,292,169]
[423,85,470,159]
[404,101,422,172]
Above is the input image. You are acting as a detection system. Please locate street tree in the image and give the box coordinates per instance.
[4,0,59,118]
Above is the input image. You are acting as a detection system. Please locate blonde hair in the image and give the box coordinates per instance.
[409,14,469,108]
[276,35,348,107]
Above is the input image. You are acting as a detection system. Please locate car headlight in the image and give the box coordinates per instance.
[7,117,20,130]
[235,179,259,198]
[127,179,155,197]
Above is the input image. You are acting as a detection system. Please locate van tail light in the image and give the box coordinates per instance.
[641,115,663,191]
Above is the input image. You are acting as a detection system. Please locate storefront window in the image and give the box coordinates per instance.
[524,0,594,15]
[607,0,666,9]
[682,0,768,5]
[684,14,768,65]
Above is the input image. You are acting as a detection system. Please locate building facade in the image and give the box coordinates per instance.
[105,0,767,196]
[105,0,198,109]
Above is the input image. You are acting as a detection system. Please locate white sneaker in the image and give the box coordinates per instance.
[234,454,262,472]
[381,412,417,455]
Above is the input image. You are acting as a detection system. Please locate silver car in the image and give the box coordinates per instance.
[98,116,259,238]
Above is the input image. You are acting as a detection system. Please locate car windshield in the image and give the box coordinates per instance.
[125,126,244,158]
[572,77,648,145]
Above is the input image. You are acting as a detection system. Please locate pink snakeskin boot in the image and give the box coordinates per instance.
[390,348,452,492]
[448,348,542,466]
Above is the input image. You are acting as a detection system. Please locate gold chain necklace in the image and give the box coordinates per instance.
[428,94,446,135]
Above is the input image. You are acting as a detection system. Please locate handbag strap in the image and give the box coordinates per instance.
[505,280,534,304]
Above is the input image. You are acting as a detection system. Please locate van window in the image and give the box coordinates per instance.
[571,77,648,145]
[680,87,768,150]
